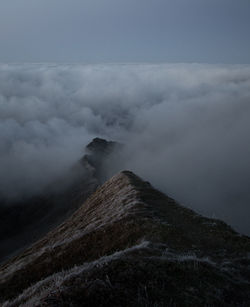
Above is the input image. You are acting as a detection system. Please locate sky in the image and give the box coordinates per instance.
[0,1,250,236]
[0,0,250,63]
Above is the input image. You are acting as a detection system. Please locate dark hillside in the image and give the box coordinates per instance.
[0,138,120,264]
[1,171,250,306]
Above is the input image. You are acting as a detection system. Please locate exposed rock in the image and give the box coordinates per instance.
[1,171,250,306]
[80,137,122,183]
[0,138,119,264]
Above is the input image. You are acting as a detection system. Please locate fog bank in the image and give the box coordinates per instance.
[0,63,250,234]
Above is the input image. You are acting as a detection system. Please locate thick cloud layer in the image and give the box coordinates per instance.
[0,63,250,234]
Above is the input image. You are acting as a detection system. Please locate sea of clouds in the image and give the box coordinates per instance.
[0,63,250,234]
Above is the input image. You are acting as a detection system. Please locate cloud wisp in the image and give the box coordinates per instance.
[0,63,250,234]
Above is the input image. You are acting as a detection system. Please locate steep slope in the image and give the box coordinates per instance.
[1,171,250,306]
[0,138,119,264]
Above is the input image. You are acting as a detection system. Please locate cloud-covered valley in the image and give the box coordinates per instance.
[0,63,250,234]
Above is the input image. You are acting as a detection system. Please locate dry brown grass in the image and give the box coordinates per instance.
[1,171,250,306]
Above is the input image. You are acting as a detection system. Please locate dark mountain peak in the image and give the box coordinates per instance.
[81,137,122,183]
[1,171,250,306]
[0,137,119,264]
[86,137,118,154]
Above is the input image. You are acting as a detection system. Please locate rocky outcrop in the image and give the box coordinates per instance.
[0,138,119,264]
[81,137,122,183]
[1,171,250,306]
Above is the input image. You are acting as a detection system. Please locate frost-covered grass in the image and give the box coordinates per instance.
[162,249,216,267]
[1,171,250,306]
[3,239,249,307]
[2,240,235,307]
[2,241,151,307]
[0,173,150,282]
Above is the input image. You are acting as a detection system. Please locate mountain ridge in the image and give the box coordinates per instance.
[0,138,121,264]
[1,170,250,306]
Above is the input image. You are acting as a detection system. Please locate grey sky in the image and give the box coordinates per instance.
[0,0,249,63]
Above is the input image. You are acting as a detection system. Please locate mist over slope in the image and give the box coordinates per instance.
[0,63,250,233]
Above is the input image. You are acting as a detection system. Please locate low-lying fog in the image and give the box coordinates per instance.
[0,63,250,234]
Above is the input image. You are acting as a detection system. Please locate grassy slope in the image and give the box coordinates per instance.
[1,171,250,306]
